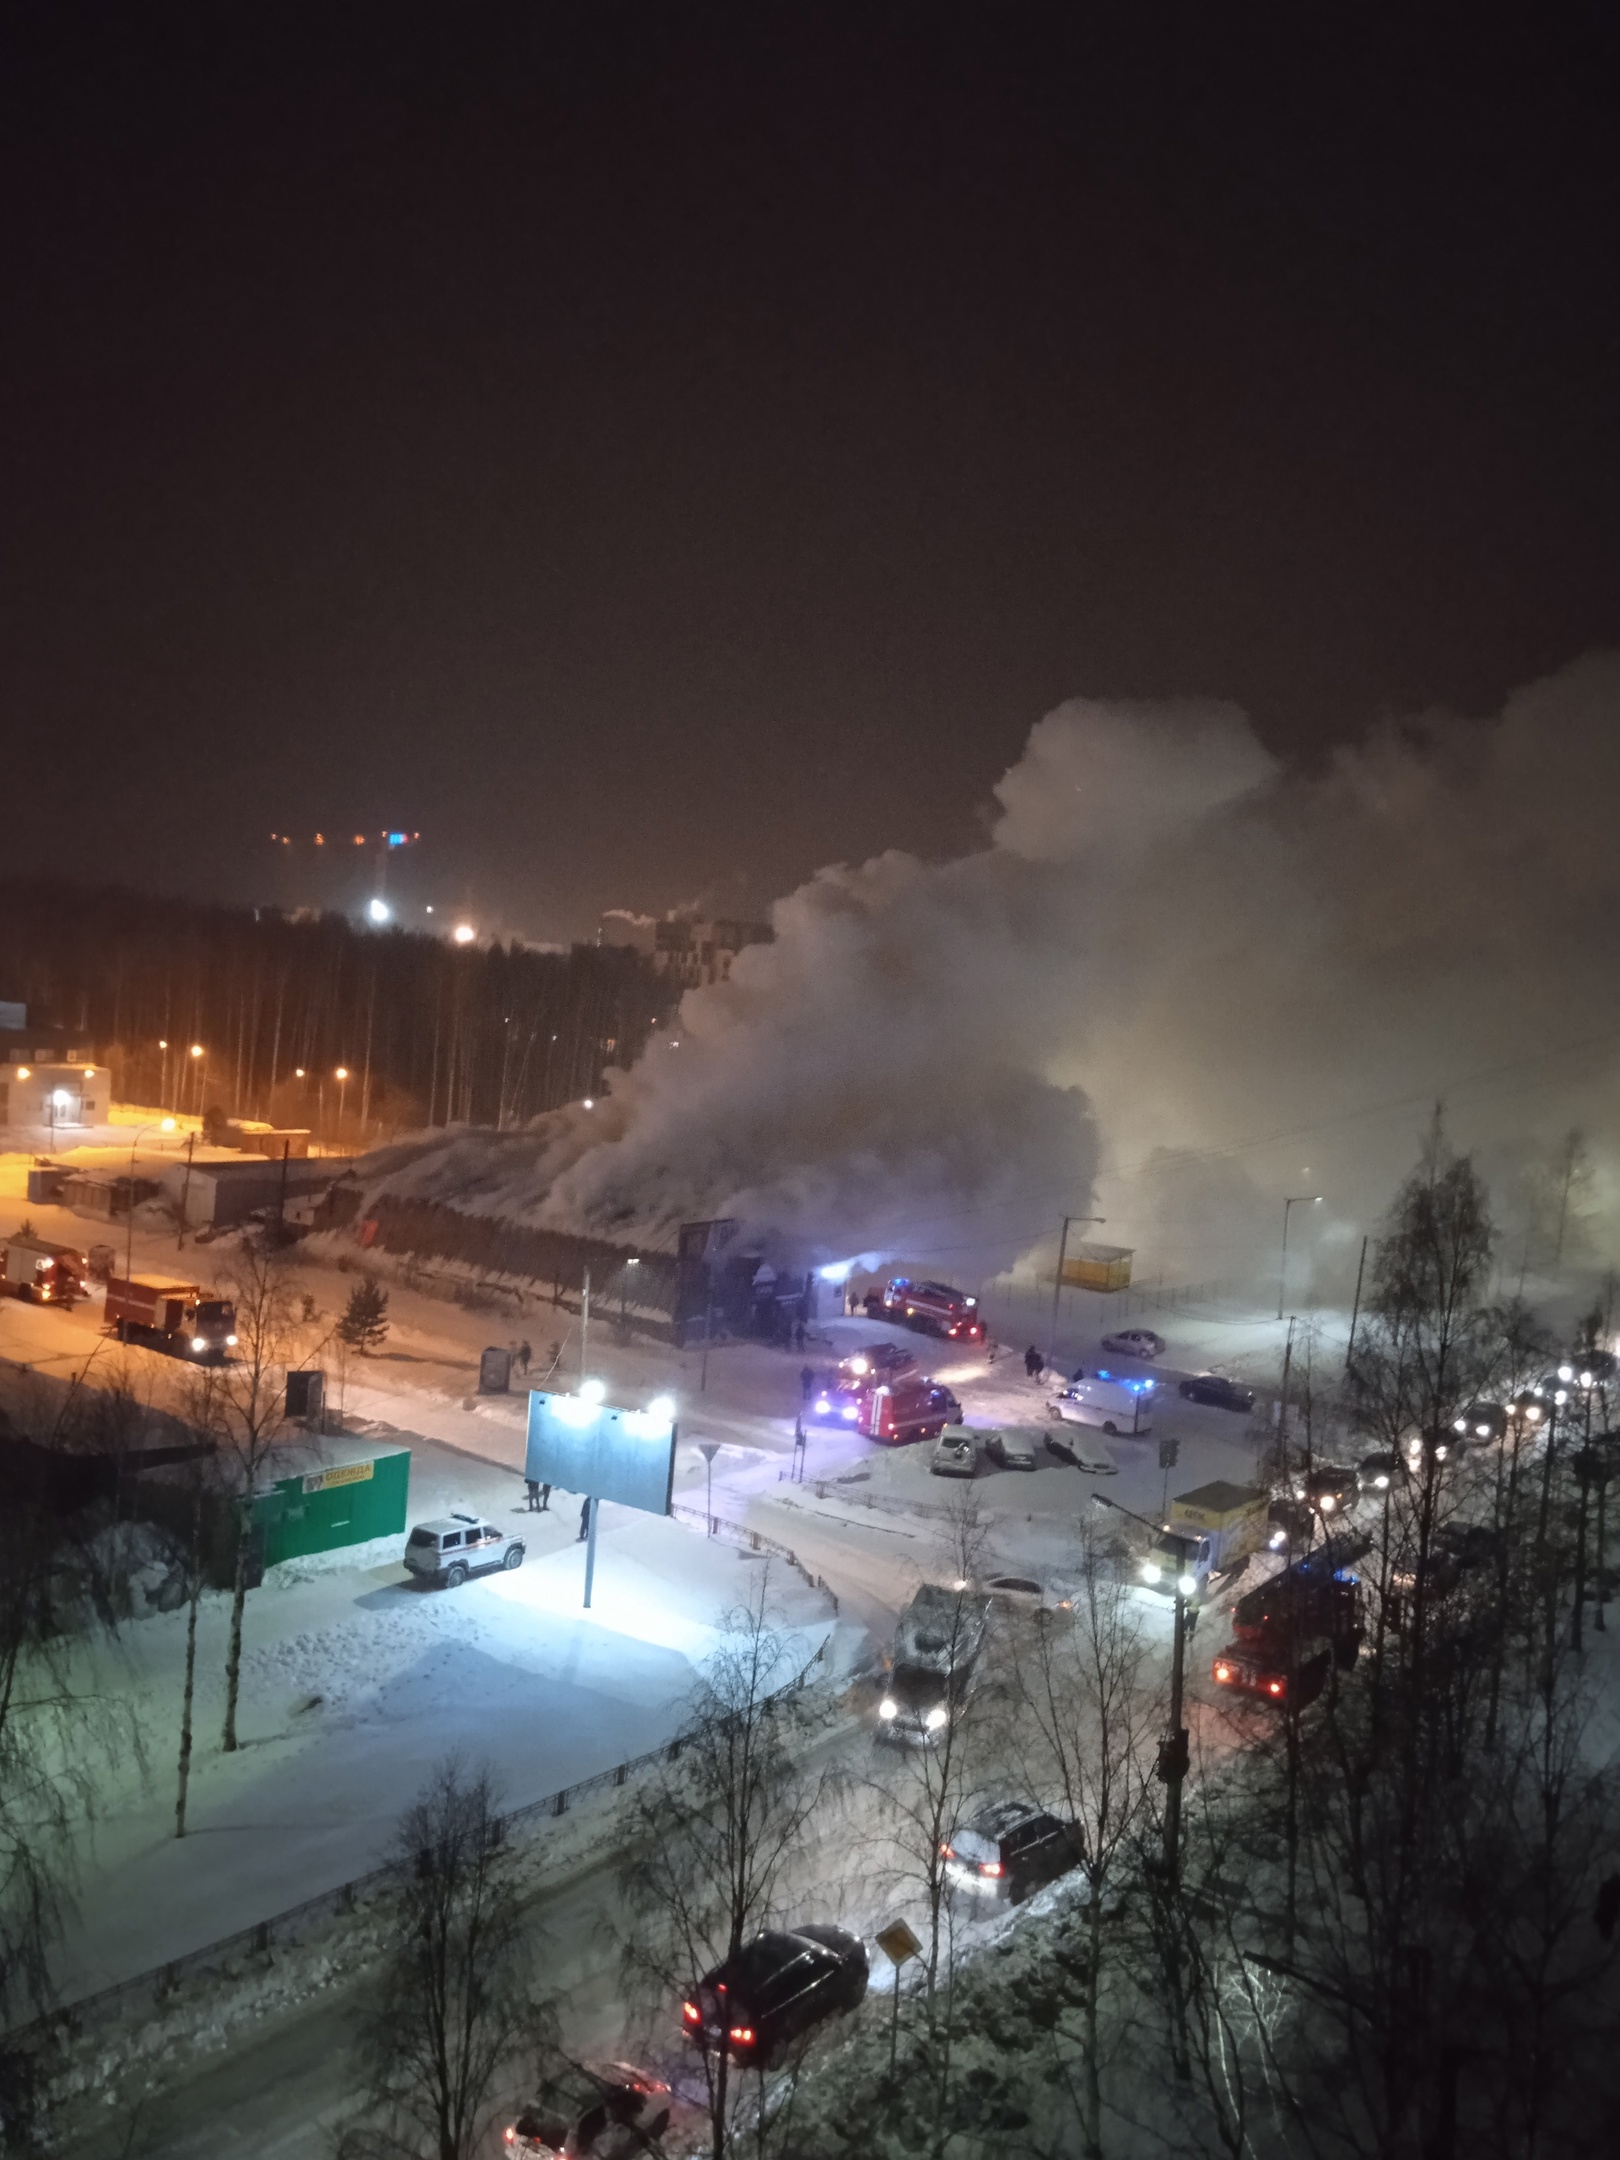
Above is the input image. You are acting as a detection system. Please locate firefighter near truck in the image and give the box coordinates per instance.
[105,1274,238,1361]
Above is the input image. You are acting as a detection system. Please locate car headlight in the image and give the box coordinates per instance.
[879,1698,897,1720]
[1320,1494,1336,1512]
[1141,1561,1162,1585]
[191,1336,207,1352]
[925,1706,949,1731]
[226,1333,238,1346]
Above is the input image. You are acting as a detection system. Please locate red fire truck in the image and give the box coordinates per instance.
[1211,1560,1363,1709]
[859,1377,962,1444]
[105,1274,239,1362]
[878,1278,986,1343]
[3,1233,86,1306]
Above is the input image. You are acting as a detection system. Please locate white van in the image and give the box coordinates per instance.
[1050,1374,1155,1436]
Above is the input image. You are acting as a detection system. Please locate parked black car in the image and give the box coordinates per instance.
[943,1800,1082,1904]
[1179,1373,1255,1413]
[683,1927,868,2064]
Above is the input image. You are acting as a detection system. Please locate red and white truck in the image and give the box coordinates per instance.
[859,1376,963,1445]
[105,1274,238,1361]
[3,1233,86,1306]
[878,1278,986,1343]
[1211,1559,1363,1709]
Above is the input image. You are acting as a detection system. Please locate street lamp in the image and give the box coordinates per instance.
[1092,1490,1195,1881]
[189,1043,205,1118]
[1049,1214,1106,1369]
[335,1066,350,1134]
[1278,1195,1323,1322]
[124,1118,178,1282]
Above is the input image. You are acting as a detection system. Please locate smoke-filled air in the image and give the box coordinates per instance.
[366,654,1620,1298]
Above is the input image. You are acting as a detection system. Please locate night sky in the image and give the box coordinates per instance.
[6,9,1619,941]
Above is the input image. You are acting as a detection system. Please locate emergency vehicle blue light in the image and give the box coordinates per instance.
[387,831,407,847]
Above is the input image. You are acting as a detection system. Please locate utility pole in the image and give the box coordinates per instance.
[1049,1213,1105,1369]
[1344,1233,1369,1376]
[1091,1490,1194,1881]
[581,1264,590,1380]
[176,1134,196,1251]
[1279,1194,1322,1322]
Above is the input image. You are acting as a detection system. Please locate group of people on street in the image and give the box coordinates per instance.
[521,1478,592,1544]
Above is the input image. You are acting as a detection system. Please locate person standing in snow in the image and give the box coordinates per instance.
[524,1478,541,1511]
[799,1364,815,1401]
[1024,1343,1045,1382]
[578,1496,592,1542]
[517,1339,532,1375]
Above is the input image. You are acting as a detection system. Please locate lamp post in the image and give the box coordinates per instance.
[621,1255,640,1334]
[1091,1489,1196,1882]
[188,1043,205,1117]
[124,1118,177,1282]
[335,1066,350,1138]
[1049,1214,1106,1369]
[1278,1195,1322,1322]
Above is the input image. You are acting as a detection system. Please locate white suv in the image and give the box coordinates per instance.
[403,1512,525,1588]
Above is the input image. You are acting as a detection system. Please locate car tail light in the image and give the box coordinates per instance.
[1267,1678,1285,1697]
[729,2026,754,2045]
[939,1842,954,1858]
[682,2001,700,2023]
[979,1861,1003,1878]
[505,2131,516,2146]
[1214,1662,1232,1683]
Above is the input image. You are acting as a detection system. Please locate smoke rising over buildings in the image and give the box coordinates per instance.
[368,656,1620,1295]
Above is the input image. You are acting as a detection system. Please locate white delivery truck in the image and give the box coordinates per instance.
[1140,1481,1269,1605]
[1049,1372,1155,1436]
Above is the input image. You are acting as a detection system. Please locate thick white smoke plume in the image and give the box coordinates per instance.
[370,656,1620,1296]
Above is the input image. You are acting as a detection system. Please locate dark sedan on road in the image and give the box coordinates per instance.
[684,1926,868,2064]
[1179,1373,1255,1413]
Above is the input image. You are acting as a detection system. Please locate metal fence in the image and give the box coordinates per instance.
[668,1500,841,1613]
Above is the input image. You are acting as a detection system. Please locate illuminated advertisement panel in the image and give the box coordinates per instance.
[524,1389,677,1516]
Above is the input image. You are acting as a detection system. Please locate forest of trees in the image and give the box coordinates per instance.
[0,881,670,1142]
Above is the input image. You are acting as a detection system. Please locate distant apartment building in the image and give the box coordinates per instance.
[598,912,773,989]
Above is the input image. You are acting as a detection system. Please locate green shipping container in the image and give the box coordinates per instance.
[253,1448,410,1566]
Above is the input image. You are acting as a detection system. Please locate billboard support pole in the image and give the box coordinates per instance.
[582,1497,598,1608]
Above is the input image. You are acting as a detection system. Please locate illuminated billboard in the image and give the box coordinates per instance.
[524,1388,678,1517]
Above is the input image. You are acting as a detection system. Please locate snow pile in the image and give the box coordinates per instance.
[361,657,1620,1287]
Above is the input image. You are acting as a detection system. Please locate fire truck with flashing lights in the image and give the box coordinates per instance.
[1211,1556,1363,1710]
[878,1277,986,1342]
[3,1233,87,1306]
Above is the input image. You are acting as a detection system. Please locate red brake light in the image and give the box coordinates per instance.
[1267,1678,1284,1697]
[1214,1662,1232,1683]
[682,2001,700,2023]
[980,1861,1003,1878]
[505,2134,516,2147]
[729,2026,754,2045]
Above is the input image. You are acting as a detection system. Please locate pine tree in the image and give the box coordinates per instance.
[338,1274,390,1356]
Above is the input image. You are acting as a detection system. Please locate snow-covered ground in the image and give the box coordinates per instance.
[0,1151,1297,2013]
